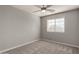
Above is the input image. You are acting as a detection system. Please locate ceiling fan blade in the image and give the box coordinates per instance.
[46,5,52,8]
[46,9,55,12]
[32,10,41,13]
[35,5,52,8]
[34,5,42,8]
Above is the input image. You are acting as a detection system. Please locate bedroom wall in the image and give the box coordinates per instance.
[0,6,40,51]
[41,9,79,46]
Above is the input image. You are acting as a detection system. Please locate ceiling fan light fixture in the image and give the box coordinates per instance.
[41,9,46,12]
[41,7,46,12]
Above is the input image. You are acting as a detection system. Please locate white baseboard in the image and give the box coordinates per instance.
[0,39,39,53]
[42,39,79,48]
[53,40,79,48]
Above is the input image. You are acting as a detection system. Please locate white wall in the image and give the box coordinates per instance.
[41,9,79,46]
[0,6,40,51]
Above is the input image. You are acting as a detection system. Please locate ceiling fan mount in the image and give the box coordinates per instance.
[41,7,46,10]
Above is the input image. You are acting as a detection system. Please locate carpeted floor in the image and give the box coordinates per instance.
[3,40,79,54]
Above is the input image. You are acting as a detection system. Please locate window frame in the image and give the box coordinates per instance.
[47,17,65,33]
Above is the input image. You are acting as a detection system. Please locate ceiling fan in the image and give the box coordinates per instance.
[33,5,55,13]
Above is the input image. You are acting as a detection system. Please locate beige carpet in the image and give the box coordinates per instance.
[3,40,79,54]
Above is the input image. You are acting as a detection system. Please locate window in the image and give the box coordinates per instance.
[47,18,64,32]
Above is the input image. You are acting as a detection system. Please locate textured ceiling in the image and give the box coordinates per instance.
[12,5,79,17]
